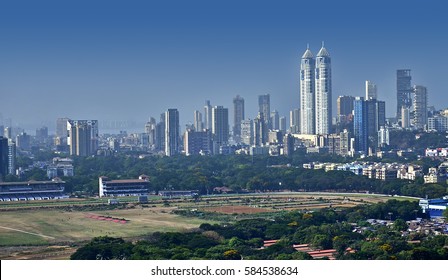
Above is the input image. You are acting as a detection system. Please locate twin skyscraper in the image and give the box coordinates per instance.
[300,43,332,135]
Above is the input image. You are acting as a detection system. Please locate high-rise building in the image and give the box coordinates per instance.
[337,96,355,118]
[290,109,300,134]
[413,85,428,129]
[67,120,99,156]
[212,106,229,152]
[300,44,332,135]
[7,139,16,175]
[283,133,295,156]
[401,106,411,129]
[353,97,386,153]
[0,125,3,137]
[253,113,267,146]
[194,110,203,132]
[233,95,245,142]
[204,100,213,130]
[156,113,166,152]
[279,116,286,133]
[240,119,253,146]
[353,97,368,154]
[365,81,377,100]
[270,110,279,130]
[396,69,412,119]
[56,117,70,138]
[378,126,390,147]
[144,117,157,149]
[376,101,386,131]
[315,44,332,135]
[184,129,212,156]
[258,94,271,130]
[16,132,31,151]
[0,136,8,178]
[36,126,49,143]
[165,109,180,156]
[3,127,12,139]
[300,46,315,135]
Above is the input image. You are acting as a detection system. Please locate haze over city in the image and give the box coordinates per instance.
[1,0,447,132]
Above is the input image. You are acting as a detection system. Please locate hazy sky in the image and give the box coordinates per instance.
[1,0,447,133]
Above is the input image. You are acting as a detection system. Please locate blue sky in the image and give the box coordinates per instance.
[0,0,447,133]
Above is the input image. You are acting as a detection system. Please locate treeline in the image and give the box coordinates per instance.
[71,200,448,260]
[40,154,445,198]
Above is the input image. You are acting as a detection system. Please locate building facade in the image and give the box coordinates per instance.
[315,45,332,135]
[396,69,412,119]
[99,175,150,197]
[233,95,245,142]
[67,120,99,156]
[365,80,377,100]
[300,47,315,134]
[165,109,180,156]
[212,106,229,153]
[412,85,428,129]
[258,94,271,130]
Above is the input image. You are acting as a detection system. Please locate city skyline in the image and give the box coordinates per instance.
[1,1,447,132]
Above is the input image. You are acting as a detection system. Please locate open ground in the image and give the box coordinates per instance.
[0,192,416,259]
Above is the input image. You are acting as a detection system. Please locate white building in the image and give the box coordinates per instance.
[300,47,315,135]
[315,44,332,135]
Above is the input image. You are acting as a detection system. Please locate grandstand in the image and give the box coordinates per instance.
[0,178,67,201]
[419,196,448,218]
[99,175,150,197]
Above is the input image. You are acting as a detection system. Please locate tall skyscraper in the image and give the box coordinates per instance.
[67,120,99,156]
[165,109,180,156]
[365,81,377,100]
[0,136,8,178]
[16,132,31,151]
[353,97,368,154]
[270,110,279,130]
[193,110,203,132]
[413,85,428,129]
[300,46,315,134]
[156,113,166,152]
[253,113,267,146]
[315,44,332,135]
[337,96,355,117]
[3,127,12,139]
[7,139,16,175]
[233,95,245,142]
[212,106,229,152]
[279,116,286,133]
[300,44,332,135]
[290,108,300,134]
[145,117,157,149]
[204,100,213,130]
[401,107,411,129]
[56,117,70,138]
[396,69,412,118]
[378,126,390,147]
[240,119,253,146]
[258,94,271,130]
[353,97,386,153]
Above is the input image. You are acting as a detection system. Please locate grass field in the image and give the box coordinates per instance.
[0,206,208,246]
[0,192,417,259]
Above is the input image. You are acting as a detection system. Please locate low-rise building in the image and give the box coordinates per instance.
[0,178,66,201]
[419,197,448,218]
[99,175,150,197]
